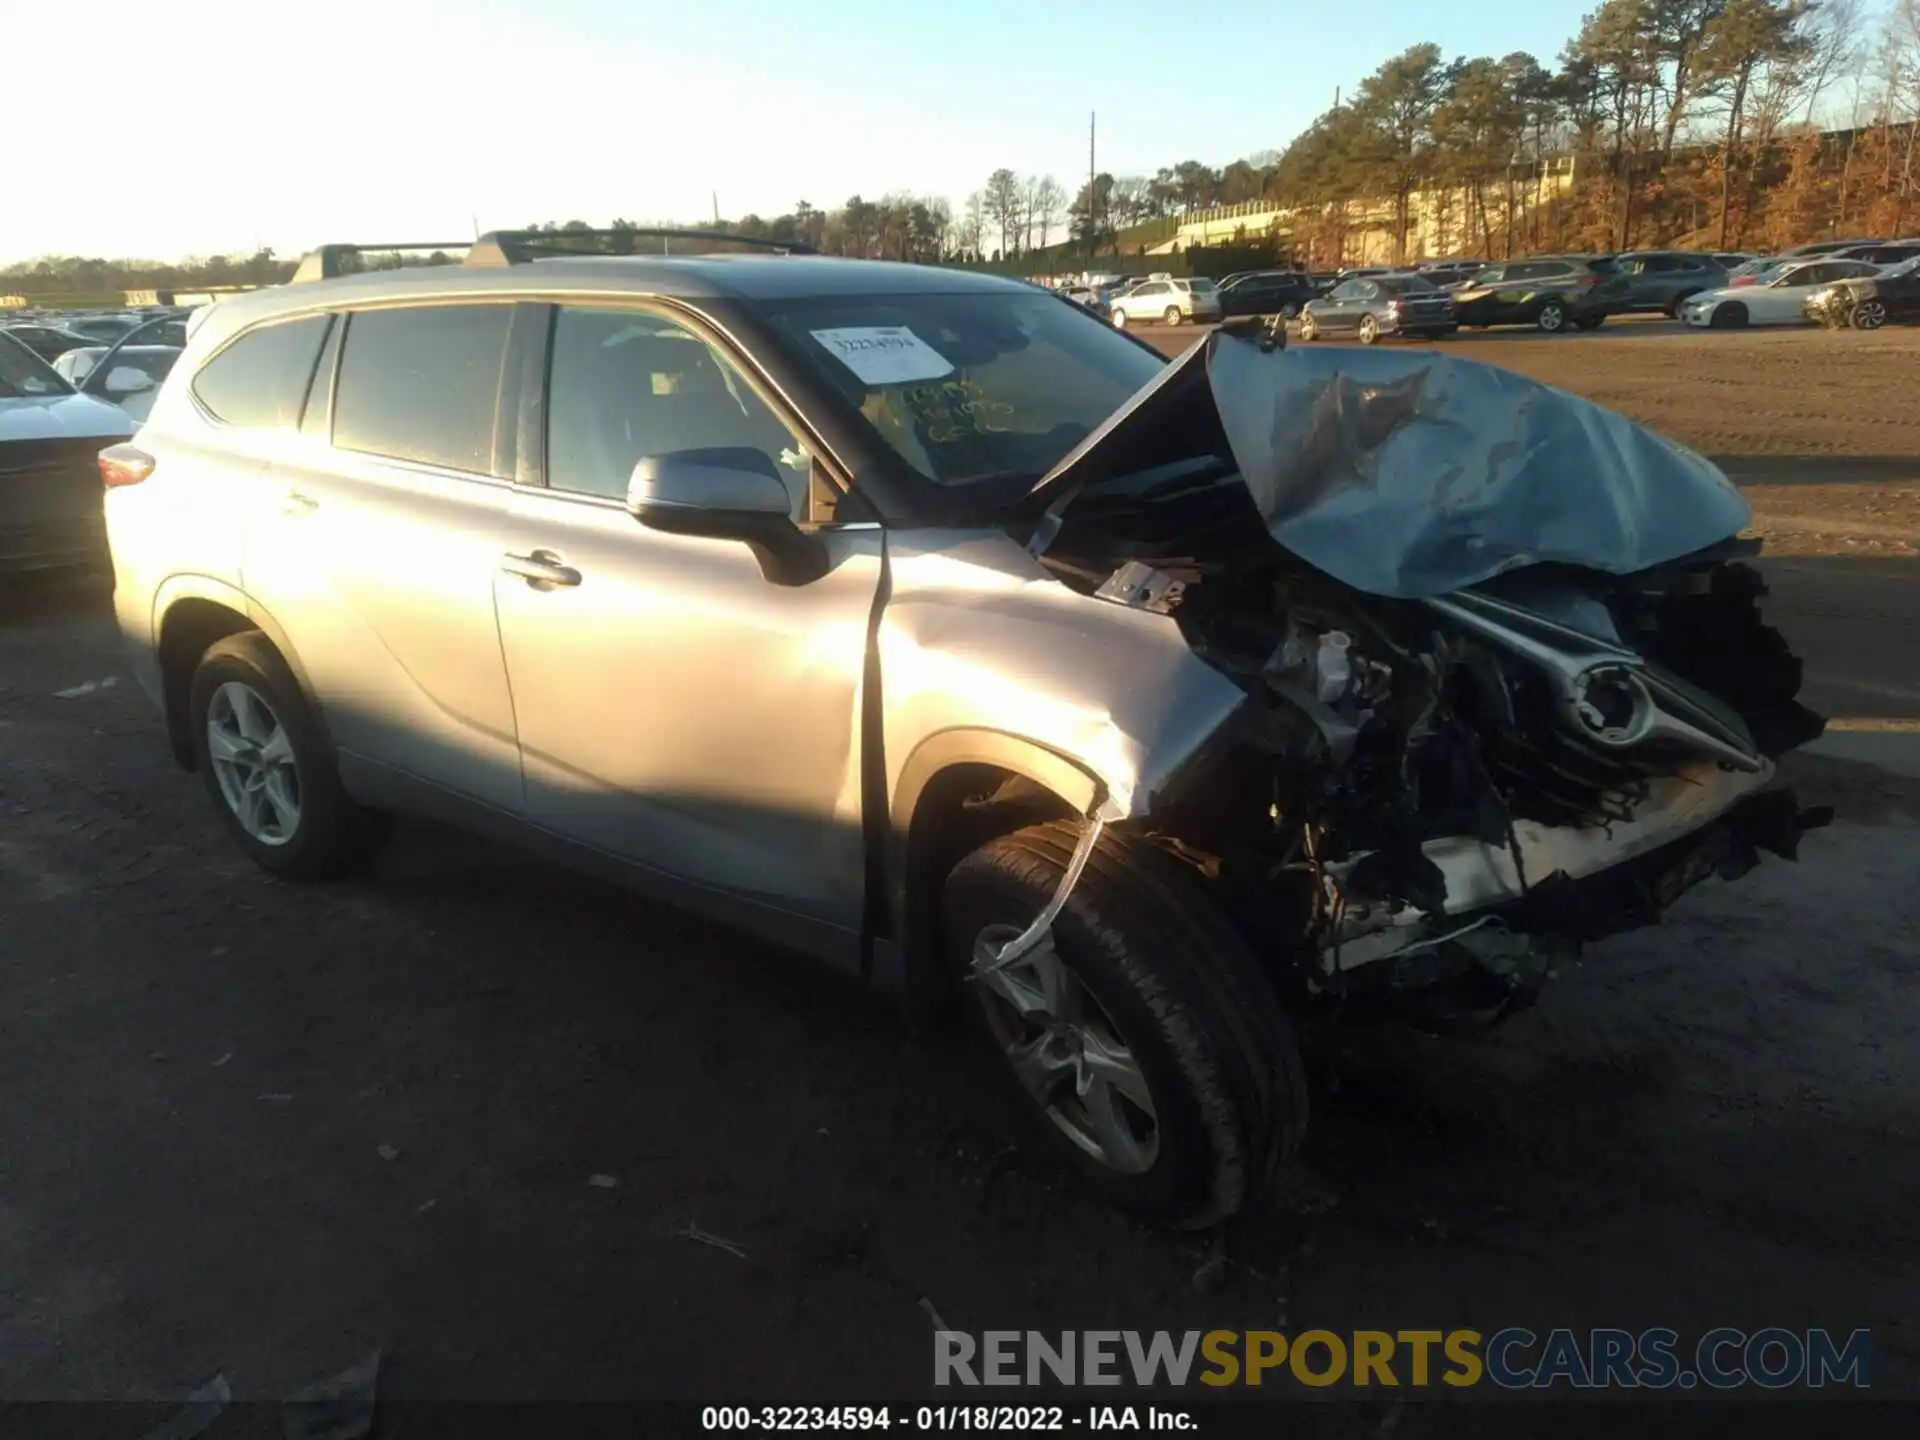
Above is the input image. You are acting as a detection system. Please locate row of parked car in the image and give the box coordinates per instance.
[0,307,193,421]
[1063,235,1920,344]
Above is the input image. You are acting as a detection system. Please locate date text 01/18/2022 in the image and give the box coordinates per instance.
[700,1405,1196,1432]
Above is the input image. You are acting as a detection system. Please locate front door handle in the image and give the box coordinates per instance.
[501,549,582,590]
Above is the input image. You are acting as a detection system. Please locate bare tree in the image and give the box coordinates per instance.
[1027,176,1067,249]
[1798,0,1866,124]
[983,169,1024,257]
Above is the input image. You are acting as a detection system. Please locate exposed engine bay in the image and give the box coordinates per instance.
[1026,333,1832,1027]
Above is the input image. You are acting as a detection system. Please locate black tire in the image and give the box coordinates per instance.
[1280,300,1301,319]
[189,632,388,879]
[944,821,1308,1228]
[1572,314,1605,331]
[1298,312,1318,341]
[1710,302,1748,329]
[1163,305,1183,327]
[1852,300,1887,331]
[1664,289,1701,318]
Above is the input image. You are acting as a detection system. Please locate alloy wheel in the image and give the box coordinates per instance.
[1538,302,1565,332]
[205,680,301,846]
[1854,300,1887,330]
[972,926,1160,1175]
[1357,314,1379,344]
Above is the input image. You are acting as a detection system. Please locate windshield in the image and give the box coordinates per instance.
[760,290,1167,488]
[0,333,76,399]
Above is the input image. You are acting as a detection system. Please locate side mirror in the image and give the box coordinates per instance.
[626,447,829,586]
[104,366,155,397]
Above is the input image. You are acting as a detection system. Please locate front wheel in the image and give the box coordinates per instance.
[945,822,1307,1227]
[1356,314,1380,345]
[190,632,388,879]
[1298,312,1318,341]
[1710,302,1748,330]
[1110,307,1129,330]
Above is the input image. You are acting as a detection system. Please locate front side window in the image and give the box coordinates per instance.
[760,288,1166,490]
[332,305,512,474]
[545,307,809,514]
[1132,282,1168,298]
[193,314,332,429]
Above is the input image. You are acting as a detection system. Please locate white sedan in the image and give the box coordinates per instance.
[1681,258,1884,328]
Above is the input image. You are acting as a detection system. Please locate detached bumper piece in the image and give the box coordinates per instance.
[1506,787,1832,944]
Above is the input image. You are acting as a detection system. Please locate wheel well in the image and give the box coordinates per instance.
[156,599,255,768]
[899,764,1079,1012]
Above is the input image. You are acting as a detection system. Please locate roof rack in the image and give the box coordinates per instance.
[291,242,471,284]
[463,228,816,266]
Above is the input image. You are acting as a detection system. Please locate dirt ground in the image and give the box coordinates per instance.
[4,323,1920,1416]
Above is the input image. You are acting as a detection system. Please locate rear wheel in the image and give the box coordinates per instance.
[1853,300,1888,330]
[1536,300,1567,332]
[1280,300,1301,319]
[945,822,1307,1228]
[1163,305,1183,327]
[1356,314,1380,345]
[1665,289,1702,317]
[1572,314,1605,331]
[190,633,388,879]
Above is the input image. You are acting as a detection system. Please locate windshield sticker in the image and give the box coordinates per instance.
[810,326,954,385]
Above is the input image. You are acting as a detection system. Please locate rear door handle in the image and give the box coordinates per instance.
[501,549,582,589]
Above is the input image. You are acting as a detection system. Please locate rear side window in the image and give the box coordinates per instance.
[333,305,512,474]
[191,315,332,429]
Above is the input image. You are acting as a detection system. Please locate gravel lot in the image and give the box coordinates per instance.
[4,322,1919,1411]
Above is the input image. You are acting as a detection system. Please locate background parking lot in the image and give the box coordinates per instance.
[4,320,1918,1405]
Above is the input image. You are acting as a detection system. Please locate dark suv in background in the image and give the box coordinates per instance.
[1449,255,1617,332]
[1216,270,1317,320]
[1591,251,1729,316]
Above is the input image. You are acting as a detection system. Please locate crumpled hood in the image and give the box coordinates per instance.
[0,392,138,444]
[1032,330,1752,599]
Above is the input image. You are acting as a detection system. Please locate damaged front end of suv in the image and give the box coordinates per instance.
[1021,330,1830,1031]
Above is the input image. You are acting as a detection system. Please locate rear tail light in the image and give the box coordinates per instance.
[1731,276,1757,286]
[99,444,155,488]
[1575,274,1599,287]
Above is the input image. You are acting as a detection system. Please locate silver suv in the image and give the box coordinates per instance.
[1108,276,1223,328]
[105,232,1828,1225]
